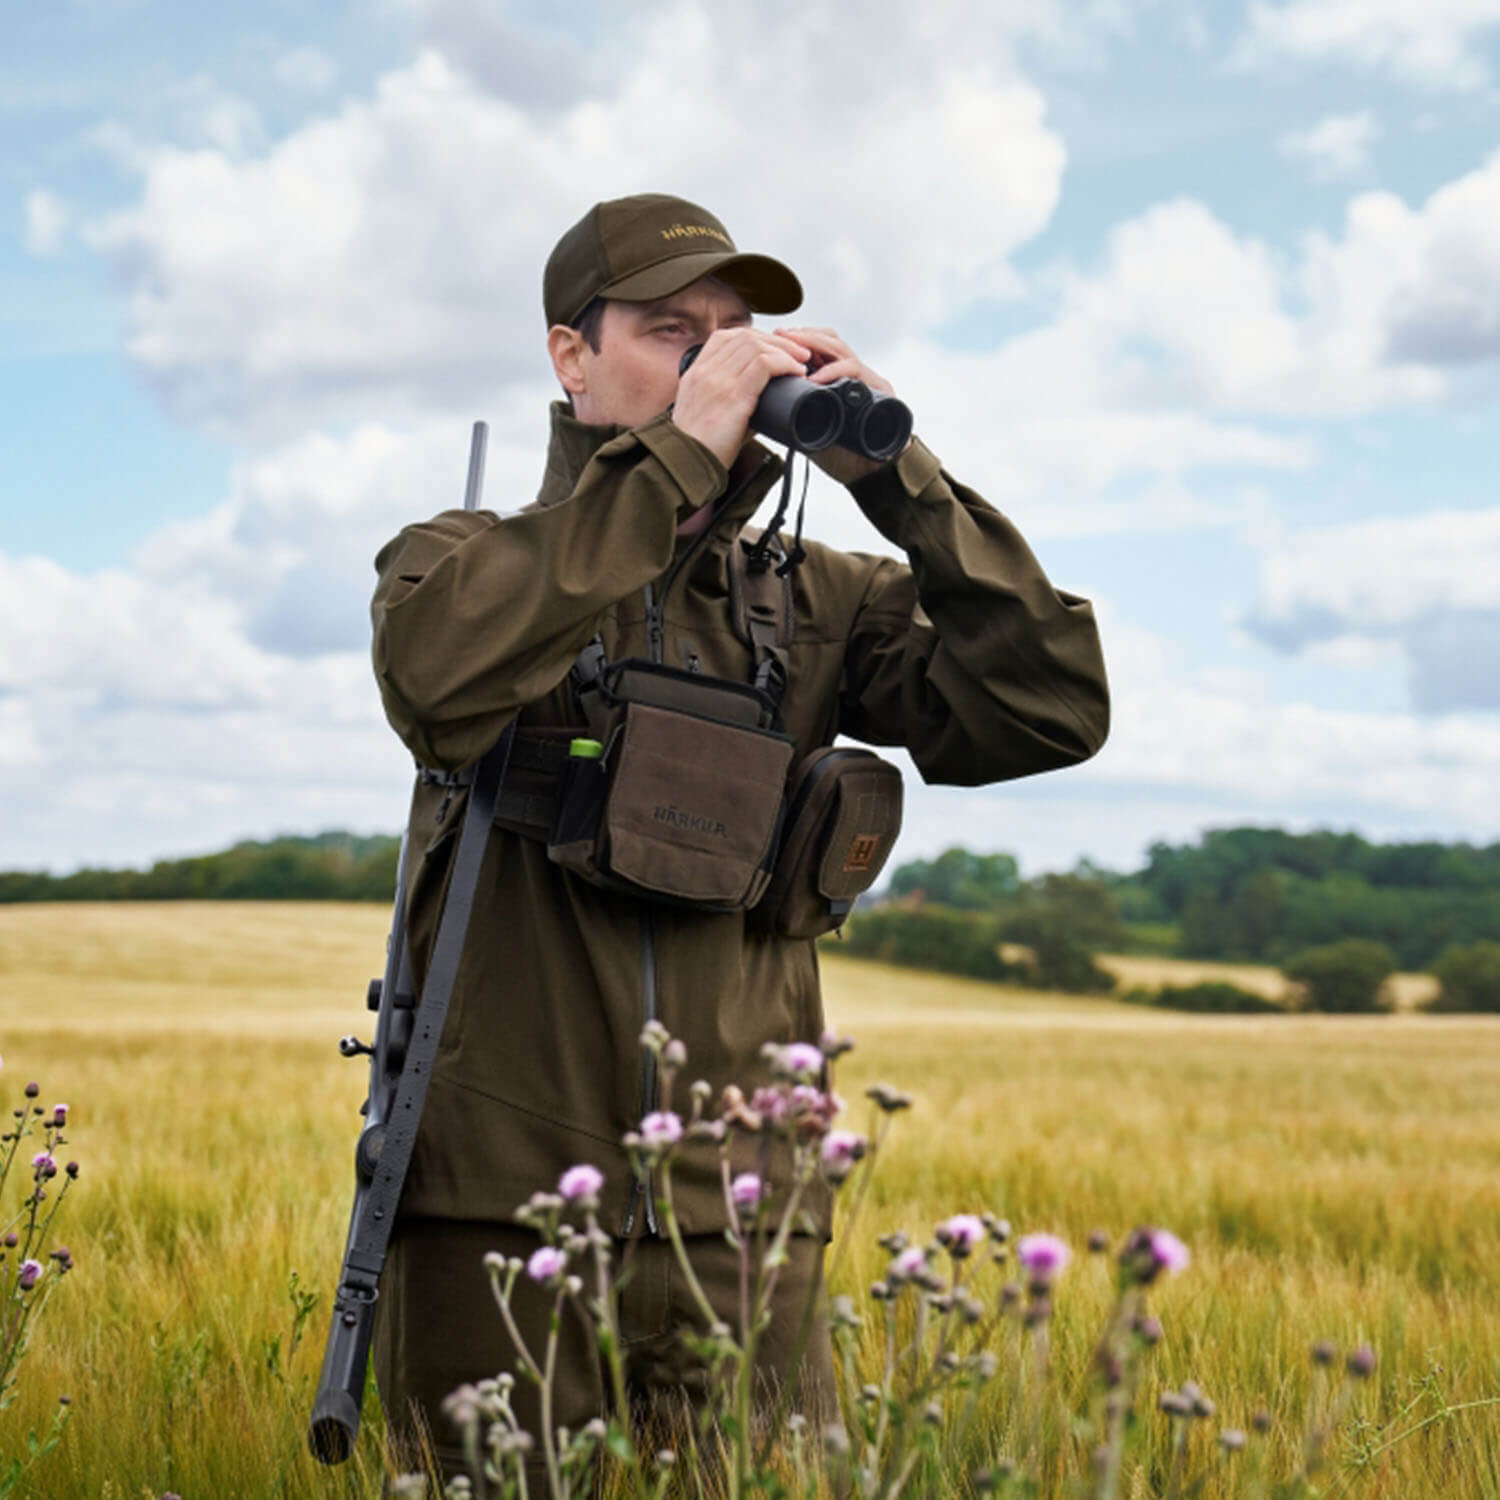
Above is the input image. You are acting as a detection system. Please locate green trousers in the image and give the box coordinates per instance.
[373,1218,838,1481]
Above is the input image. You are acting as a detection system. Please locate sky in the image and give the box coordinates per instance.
[3,0,1499,877]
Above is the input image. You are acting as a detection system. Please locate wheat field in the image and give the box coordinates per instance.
[2,902,1498,1498]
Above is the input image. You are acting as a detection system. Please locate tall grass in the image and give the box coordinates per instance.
[2,903,1497,1497]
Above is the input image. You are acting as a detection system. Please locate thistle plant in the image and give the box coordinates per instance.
[0,1059,79,1498]
[419,1028,1386,1500]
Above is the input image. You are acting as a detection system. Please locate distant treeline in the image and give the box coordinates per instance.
[0,832,400,903]
[1117,828,1500,970]
[874,831,1500,972]
[5,826,1499,974]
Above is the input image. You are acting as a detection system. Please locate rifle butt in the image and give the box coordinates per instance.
[307,1283,378,1464]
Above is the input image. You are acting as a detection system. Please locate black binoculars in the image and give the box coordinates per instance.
[678,344,913,462]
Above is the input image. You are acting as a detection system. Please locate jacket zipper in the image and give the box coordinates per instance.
[621,459,775,1237]
[621,581,666,1236]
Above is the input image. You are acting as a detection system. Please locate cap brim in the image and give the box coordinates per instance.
[600,250,803,315]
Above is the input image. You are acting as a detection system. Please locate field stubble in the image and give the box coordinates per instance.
[1,903,1497,1498]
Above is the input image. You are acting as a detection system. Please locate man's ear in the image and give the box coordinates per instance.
[547,324,588,397]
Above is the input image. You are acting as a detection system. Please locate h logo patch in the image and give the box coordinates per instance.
[843,834,882,872]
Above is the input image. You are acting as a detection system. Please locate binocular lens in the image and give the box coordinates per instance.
[787,387,845,451]
[856,398,913,463]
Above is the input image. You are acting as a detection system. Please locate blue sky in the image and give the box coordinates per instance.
[4,0,1500,874]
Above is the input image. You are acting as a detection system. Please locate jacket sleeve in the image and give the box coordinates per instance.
[836,438,1110,786]
[371,415,728,770]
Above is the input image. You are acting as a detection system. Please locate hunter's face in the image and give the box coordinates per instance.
[570,278,752,430]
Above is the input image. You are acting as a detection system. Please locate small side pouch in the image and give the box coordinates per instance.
[756,748,904,939]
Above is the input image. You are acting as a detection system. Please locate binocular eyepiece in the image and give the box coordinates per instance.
[678,345,913,463]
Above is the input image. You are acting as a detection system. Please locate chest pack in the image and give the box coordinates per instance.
[492,528,903,937]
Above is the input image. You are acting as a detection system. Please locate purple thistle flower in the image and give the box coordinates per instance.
[730,1172,764,1210]
[820,1130,866,1179]
[51,1103,68,1127]
[525,1247,568,1284]
[18,1258,43,1291]
[638,1111,683,1149]
[890,1246,928,1282]
[557,1164,605,1204]
[24,1083,38,1100]
[818,1030,855,1059]
[777,1042,825,1080]
[1016,1233,1072,1285]
[749,1086,789,1123]
[32,1152,56,1179]
[1120,1225,1191,1285]
[937,1214,986,1256]
[1147,1228,1190,1276]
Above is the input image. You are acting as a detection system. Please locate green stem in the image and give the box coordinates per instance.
[539,1284,566,1500]
[1163,1415,1187,1500]
[585,1210,647,1500]
[1322,1395,1500,1497]
[657,1158,724,1338]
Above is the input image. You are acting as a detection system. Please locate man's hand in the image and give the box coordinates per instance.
[672,327,811,470]
[775,326,906,485]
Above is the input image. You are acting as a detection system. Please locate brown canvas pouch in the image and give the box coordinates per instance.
[547,661,793,910]
[600,702,792,906]
[756,748,904,939]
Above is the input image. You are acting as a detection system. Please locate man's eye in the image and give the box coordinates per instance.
[654,323,687,335]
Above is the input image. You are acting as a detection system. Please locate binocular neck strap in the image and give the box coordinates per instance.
[747,446,810,581]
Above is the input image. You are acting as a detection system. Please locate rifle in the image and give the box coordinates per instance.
[308,421,514,1465]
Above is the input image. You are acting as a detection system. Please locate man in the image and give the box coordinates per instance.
[368,192,1109,1478]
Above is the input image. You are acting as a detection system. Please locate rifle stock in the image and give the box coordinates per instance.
[307,421,490,1465]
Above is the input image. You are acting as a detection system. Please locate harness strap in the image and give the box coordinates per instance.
[728,527,794,706]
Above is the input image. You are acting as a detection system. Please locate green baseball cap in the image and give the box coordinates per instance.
[543,193,803,329]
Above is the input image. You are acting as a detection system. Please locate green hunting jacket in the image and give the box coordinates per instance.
[371,403,1109,1236]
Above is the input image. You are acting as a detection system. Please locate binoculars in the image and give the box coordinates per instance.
[679,344,913,462]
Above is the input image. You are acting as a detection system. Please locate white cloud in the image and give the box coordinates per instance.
[170,74,269,157]
[1239,0,1500,88]
[82,14,1065,439]
[1082,605,1500,813]
[1242,506,1500,711]
[1279,110,1377,179]
[22,189,69,256]
[889,598,1500,872]
[274,47,340,93]
[973,153,1500,429]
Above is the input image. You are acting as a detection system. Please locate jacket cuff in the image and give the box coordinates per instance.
[847,436,945,546]
[633,413,730,514]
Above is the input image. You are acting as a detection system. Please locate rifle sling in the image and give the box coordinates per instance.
[346,722,516,1278]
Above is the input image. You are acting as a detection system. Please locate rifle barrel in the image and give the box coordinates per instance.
[463,420,489,512]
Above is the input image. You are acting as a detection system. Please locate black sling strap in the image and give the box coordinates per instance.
[308,721,514,1462]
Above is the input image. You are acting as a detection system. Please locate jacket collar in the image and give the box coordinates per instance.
[535,402,629,509]
[535,401,785,557]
